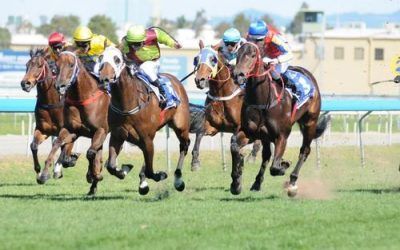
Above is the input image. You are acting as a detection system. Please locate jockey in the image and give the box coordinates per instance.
[46,32,70,74]
[72,26,115,76]
[121,25,182,109]
[212,28,246,69]
[247,20,310,104]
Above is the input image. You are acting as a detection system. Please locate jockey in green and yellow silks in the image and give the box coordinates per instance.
[73,26,115,75]
[121,25,182,109]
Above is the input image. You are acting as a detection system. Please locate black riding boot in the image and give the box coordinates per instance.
[152,79,166,108]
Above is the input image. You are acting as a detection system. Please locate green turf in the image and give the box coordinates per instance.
[0,146,400,249]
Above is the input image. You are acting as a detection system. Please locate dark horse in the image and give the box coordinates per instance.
[98,47,190,195]
[42,49,110,195]
[21,49,78,183]
[232,42,328,197]
[193,41,261,167]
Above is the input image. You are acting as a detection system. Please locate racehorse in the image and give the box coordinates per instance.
[98,46,191,195]
[232,42,328,197]
[41,48,110,196]
[21,49,78,183]
[193,41,262,167]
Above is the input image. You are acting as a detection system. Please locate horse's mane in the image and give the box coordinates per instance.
[32,48,46,57]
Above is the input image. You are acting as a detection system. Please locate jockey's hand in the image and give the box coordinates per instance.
[394,75,400,84]
[262,57,278,65]
[174,43,182,49]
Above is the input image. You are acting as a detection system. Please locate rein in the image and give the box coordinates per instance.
[65,90,105,106]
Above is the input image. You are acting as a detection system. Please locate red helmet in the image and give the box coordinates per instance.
[48,32,65,46]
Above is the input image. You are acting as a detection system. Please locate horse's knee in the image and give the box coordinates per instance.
[180,139,190,154]
[86,149,97,161]
[30,142,38,151]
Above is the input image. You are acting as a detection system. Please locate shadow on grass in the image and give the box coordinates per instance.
[0,182,56,187]
[220,195,280,202]
[338,188,400,194]
[0,193,127,201]
[138,190,171,202]
[191,186,227,192]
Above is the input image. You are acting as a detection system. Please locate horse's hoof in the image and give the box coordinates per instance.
[87,188,97,197]
[36,172,50,185]
[121,164,134,176]
[154,171,168,182]
[174,179,185,192]
[250,182,261,192]
[191,162,200,172]
[270,166,286,176]
[287,184,298,198]
[230,183,242,195]
[53,171,63,179]
[281,160,291,170]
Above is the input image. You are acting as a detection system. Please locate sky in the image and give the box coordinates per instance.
[1,0,399,26]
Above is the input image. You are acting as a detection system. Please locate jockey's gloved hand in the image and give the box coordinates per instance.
[262,57,278,65]
[394,75,400,83]
[174,43,182,49]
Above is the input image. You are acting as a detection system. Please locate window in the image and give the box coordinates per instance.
[334,47,344,60]
[354,47,364,60]
[375,48,384,60]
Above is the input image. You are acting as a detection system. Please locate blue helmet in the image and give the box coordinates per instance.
[248,20,268,39]
[223,28,241,43]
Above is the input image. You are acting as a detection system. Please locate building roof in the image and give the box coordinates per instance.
[311,24,400,39]
[11,34,47,46]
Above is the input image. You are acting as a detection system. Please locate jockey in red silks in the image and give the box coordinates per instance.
[247,20,313,106]
[46,32,70,74]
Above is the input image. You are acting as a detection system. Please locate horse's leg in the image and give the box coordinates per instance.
[172,126,191,192]
[40,128,76,184]
[246,139,262,163]
[250,140,272,191]
[191,130,204,171]
[106,132,132,179]
[31,129,48,175]
[230,131,250,195]
[138,164,149,195]
[87,146,104,196]
[141,137,167,182]
[287,122,316,197]
[59,141,80,168]
[269,135,289,176]
[86,128,107,182]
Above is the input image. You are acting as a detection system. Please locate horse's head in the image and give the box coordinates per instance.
[233,42,261,85]
[98,46,125,90]
[55,50,79,95]
[21,49,48,92]
[194,41,219,89]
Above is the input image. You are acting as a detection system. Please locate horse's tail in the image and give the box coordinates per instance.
[314,113,330,139]
[189,103,205,133]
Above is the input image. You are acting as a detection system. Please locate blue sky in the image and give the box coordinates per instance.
[1,0,399,26]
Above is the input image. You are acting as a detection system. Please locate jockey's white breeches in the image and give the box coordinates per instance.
[140,60,160,82]
[271,62,290,80]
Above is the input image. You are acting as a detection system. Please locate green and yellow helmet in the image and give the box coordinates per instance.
[73,26,93,42]
[126,25,146,43]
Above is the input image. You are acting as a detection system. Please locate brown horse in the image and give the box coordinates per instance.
[232,42,328,197]
[193,42,261,165]
[42,49,110,195]
[21,49,78,183]
[98,47,190,195]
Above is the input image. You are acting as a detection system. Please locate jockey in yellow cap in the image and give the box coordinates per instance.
[73,26,115,76]
[121,25,182,108]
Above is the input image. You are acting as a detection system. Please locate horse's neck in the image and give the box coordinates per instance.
[246,76,274,105]
[73,65,99,98]
[209,64,236,96]
[37,65,60,104]
[113,71,142,108]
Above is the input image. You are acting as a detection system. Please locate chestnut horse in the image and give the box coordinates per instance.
[232,42,328,197]
[42,49,110,195]
[21,49,78,183]
[98,47,190,195]
[193,43,261,165]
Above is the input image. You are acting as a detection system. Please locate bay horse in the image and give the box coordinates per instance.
[42,49,110,196]
[193,42,261,166]
[98,47,190,195]
[21,49,78,183]
[231,42,328,197]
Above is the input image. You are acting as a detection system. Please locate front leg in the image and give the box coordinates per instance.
[106,131,132,179]
[86,128,108,181]
[31,129,48,174]
[230,131,250,195]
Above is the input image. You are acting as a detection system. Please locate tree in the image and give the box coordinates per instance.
[192,9,207,36]
[233,13,251,35]
[261,14,275,26]
[0,27,11,49]
[215,22,231,38]
[176,15,191,29]
[287,2,309,34]
[37,15,80,37]
[88,15,118,43]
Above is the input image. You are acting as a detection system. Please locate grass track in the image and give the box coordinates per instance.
[0,146,400,249]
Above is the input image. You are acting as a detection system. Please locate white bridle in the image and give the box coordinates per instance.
[59,51,80,86]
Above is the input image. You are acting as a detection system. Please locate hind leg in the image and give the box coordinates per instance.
[250,140,272,191]
[230,131,250,195]
[287,123,316,197]
[171,125,190,192]
[191,130,204,171]
[246,139,262,163]
[31,129,48,175]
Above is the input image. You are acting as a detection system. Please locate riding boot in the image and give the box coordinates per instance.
[152,79,167,108]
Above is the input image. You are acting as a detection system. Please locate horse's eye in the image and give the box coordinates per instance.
[70,63,74,68]
[114,56,120,65]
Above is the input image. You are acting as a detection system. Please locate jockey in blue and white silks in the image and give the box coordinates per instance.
[213,28,246,68]
[247,20,314,107]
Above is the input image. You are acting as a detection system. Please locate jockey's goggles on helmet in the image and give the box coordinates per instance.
[128,41,144,50]
[224,41,238,47]
[76,41,89,48]
[51,43,63,50]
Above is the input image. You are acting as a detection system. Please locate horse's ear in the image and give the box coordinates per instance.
[29,49,33,58]
[199,39,204,49]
